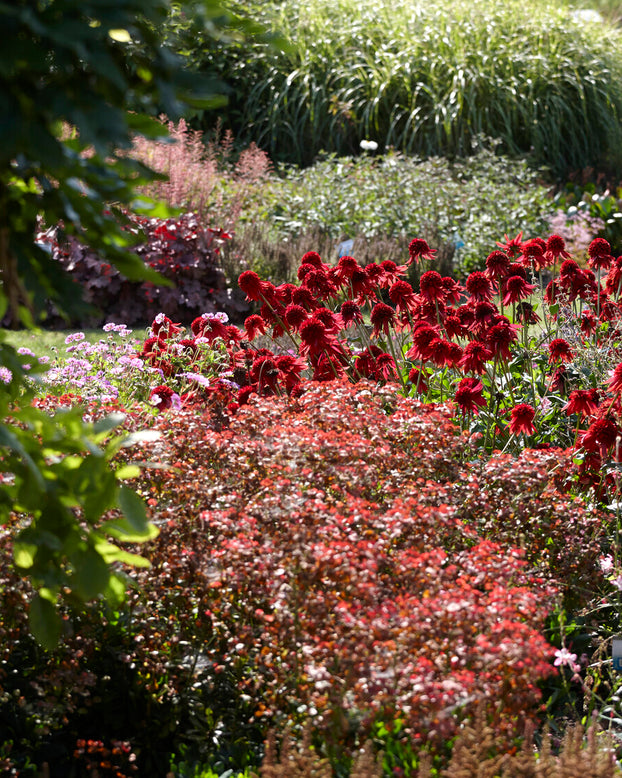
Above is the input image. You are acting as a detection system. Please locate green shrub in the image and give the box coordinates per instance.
[229,147,553,278]
[198,0,622,176]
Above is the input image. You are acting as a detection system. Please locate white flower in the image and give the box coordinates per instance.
[554,647,577,667]
[600,554,614,574]
[360,139,378,151]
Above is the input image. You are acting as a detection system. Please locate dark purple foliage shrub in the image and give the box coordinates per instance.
[39,212,249,327]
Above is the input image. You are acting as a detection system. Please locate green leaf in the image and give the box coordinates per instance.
[14,542,37,569]
[29,593,62,650]
[102,518,159,542]
[71,547,110,600]
[93,412,126,434]
[117,485,149,532]
[115,464,141,480]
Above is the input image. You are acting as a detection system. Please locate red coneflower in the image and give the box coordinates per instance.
[580,309,598,337]
[441,276,464,304]
[486,320,519,360]
[516,301,541,325]
[519,239,547,271]
[549,365,568,394]
[250,356,279,391]
[581,417,620,454]
[276,354,306,393]
[545,234,571,262]
[405,323,439,361]
[455,377,487,415]
[485,250,511,280]
[331,255,360,284]
[370,302,396,337]
[419,270,446,302]
[466,271,495,302]
[459,341,492,374]
[496,231,524,258]
[564,389,599,418]
[444,314,467,339]
[303,269,338,300]
[548,338,574,364]
[559,259,580,279]
[300,250,325,269]
[291,287,319,310]
[407,367,429,394]
[509,403,536,436]
[502,275,536,306]
[470,301,498,335]
[608,361,622,394]
[605,257,622,297]
[284,303,308,331]
[389,280,418,315]
[379,259,408,286]
[588,238,613,271]
[244,314,266,341]
[349,266,378,302]
[239,270,268,302]
[427,337,455,368]
[314,306,341,334]
[340,300,364,328]
[408,238,436,264]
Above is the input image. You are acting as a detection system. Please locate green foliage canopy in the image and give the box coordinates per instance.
[0,0,232,647]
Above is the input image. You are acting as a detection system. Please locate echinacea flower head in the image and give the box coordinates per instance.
[485,250,510,280]
[564,389,599,418]
[502,275,536,306]
[284,304,308,331]
[459,341,492,374]
[340,301,363,328]
[545,234,571,261]
[244,314,267,341]
[407,367,428,394]
[407,238,436,264]
[486,320,519,360]
[454,377,486,415]
[548,338,573,364]
[300,251,324,268]
[509,403,536,436]
[581,417,620,453]
[496,231,524,258]
[239,270,267,302]
[465,271,494,302]
[370,302,396,337]
[419,270,445,302]
[608,361,622,394]
[588,237,612,260]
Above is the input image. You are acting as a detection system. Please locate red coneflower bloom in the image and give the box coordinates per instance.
[519,239,547,271]
[549,365,568,394]
[365,261,385,288]
[417,297,448,325]
[331,255,361,284]
[466,271,495,302]
[441,277,464,304]
[502,275,536,306]
[370,302,396,337]
[427,337,455,368]
[548,338,573,364]
[581,417,620,454]
[485,250,511,280]
[303,269,338,300]
[407,367,429,394]
[239,271,268,302]
[284,303,308,331]
[244,314,267,341]
[340,301,364,328]
[545,279,561,306]
[250,356,279,391]
[515,301,541,325]
[446,342,463,367]
[455,377,487,415]
[486,320,519,360]
[470,301,498,335]
[408,238,436,264]
[276,354,306,393]
[291,287,319,310]
[564,389,599,418]
[509,403,536,436]
[580,309,598,337]
[608,362,622,394]
[314,306,341,334]
[299,317,335,356]
[238,385,257,405]
[496,231,524,258]
[389,280,418,315]
[605,257,622,297]
[300,250,325,269]
[405,323,439,361]
[545,234,571,262]
[151,314,183,339]
[354,345,392,381]
[379,259,408,286]
[419,270,446,302]
[559,259,580,279]
[588,238,613,271]
[444,314,467,339]
[349,266,378,302]
[459,341,492,374]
